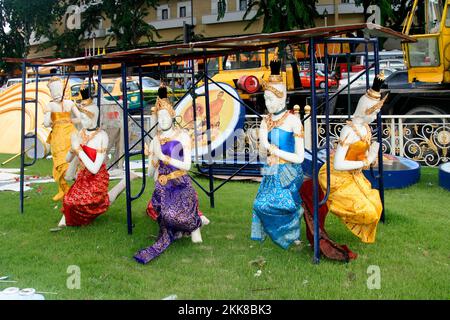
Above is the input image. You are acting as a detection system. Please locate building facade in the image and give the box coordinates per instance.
[28,0,367,58]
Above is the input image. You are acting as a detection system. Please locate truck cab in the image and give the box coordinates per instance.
[403,0,450,84]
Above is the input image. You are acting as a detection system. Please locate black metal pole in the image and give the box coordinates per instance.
[19,62,26,213]
[97,65,102,128]
[190,60,200,164]
[88,64,93,96]
[346,53,351,120]
[373,39,385,223]
[309,38,320,264]
[131,65,147,200]
[203,53,214,208]
[121,63,133,234]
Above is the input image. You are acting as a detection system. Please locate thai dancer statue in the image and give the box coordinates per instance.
[43,76,80,201]
[55,88,137,229]
[251,59,305,249]
[134,86,206,264]
[318,73,387,244]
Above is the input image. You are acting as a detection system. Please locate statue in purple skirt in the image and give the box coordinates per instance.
[134,85,208,264]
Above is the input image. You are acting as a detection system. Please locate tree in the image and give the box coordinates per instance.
[0,0,64,72]
[387,0,415,32]
[40,1,104,58]
[242,0,318,33]
[0,1,25,73]
[102,0,161,50]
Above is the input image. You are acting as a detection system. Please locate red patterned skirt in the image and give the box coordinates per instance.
[62,164,110,226]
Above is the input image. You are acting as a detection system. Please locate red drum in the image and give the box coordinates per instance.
[237,75,260,93]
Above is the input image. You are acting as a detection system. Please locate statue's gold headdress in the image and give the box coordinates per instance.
[364,72,388,114]
[76,87,95,119]
[151,85,175,117]
[261,80,284,98]
[366,71,385,100]
[261,56,285,98]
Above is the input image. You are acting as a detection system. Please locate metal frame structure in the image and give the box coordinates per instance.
[15,23,413,263]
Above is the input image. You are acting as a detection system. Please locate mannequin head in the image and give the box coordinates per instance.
[158,109,173,131]
[79,103,99,129]
[47,76,63,100]
[353,73,387,124]
[153,85,175,132]
[264,82,287,114]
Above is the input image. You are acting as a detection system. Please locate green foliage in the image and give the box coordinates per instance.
[35,0,104,58]
[242,0,318,33]
[0,2,25,72]
[0,0,65,71]
[0,0,162,65]
[102,0,160,50]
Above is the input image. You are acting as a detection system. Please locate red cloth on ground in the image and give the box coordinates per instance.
[300,179,357,261]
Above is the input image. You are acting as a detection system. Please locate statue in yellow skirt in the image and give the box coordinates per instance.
[43,77,81,201]
[319,73,388,243]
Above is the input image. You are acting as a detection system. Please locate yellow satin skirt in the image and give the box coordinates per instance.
[318,160,382,243]
[47,116,77,198]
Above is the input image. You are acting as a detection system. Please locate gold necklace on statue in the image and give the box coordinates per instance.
[80,128,100,145]
[158,129,180,145]
[347,120,371,143]
[266,111,289,132]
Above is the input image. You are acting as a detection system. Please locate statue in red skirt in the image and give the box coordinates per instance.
[53,88,138,229]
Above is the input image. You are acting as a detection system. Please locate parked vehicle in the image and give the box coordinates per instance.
[379,59,407,70]
[71,77,143,112]
[338,68,396,90]
[140,76,160,91]
[299,70,339,89]
[381,70,417,89]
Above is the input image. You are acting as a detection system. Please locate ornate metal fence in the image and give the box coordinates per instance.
[131,114,450,167]
[313,115,450,167]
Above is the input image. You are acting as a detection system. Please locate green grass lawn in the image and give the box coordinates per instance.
[0,153,449,300]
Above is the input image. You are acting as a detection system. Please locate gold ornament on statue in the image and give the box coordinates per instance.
[261,57,285,98]
[153,84,175,117]
[365,93,389,115]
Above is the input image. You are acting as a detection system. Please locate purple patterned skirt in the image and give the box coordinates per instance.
[134,162,202,264]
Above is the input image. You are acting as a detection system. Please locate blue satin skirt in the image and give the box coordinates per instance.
[251,163,304,249]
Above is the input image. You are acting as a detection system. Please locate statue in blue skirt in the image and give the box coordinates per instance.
[251,59,306,249]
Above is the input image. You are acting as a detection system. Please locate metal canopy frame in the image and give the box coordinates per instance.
[15,23,414,264]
